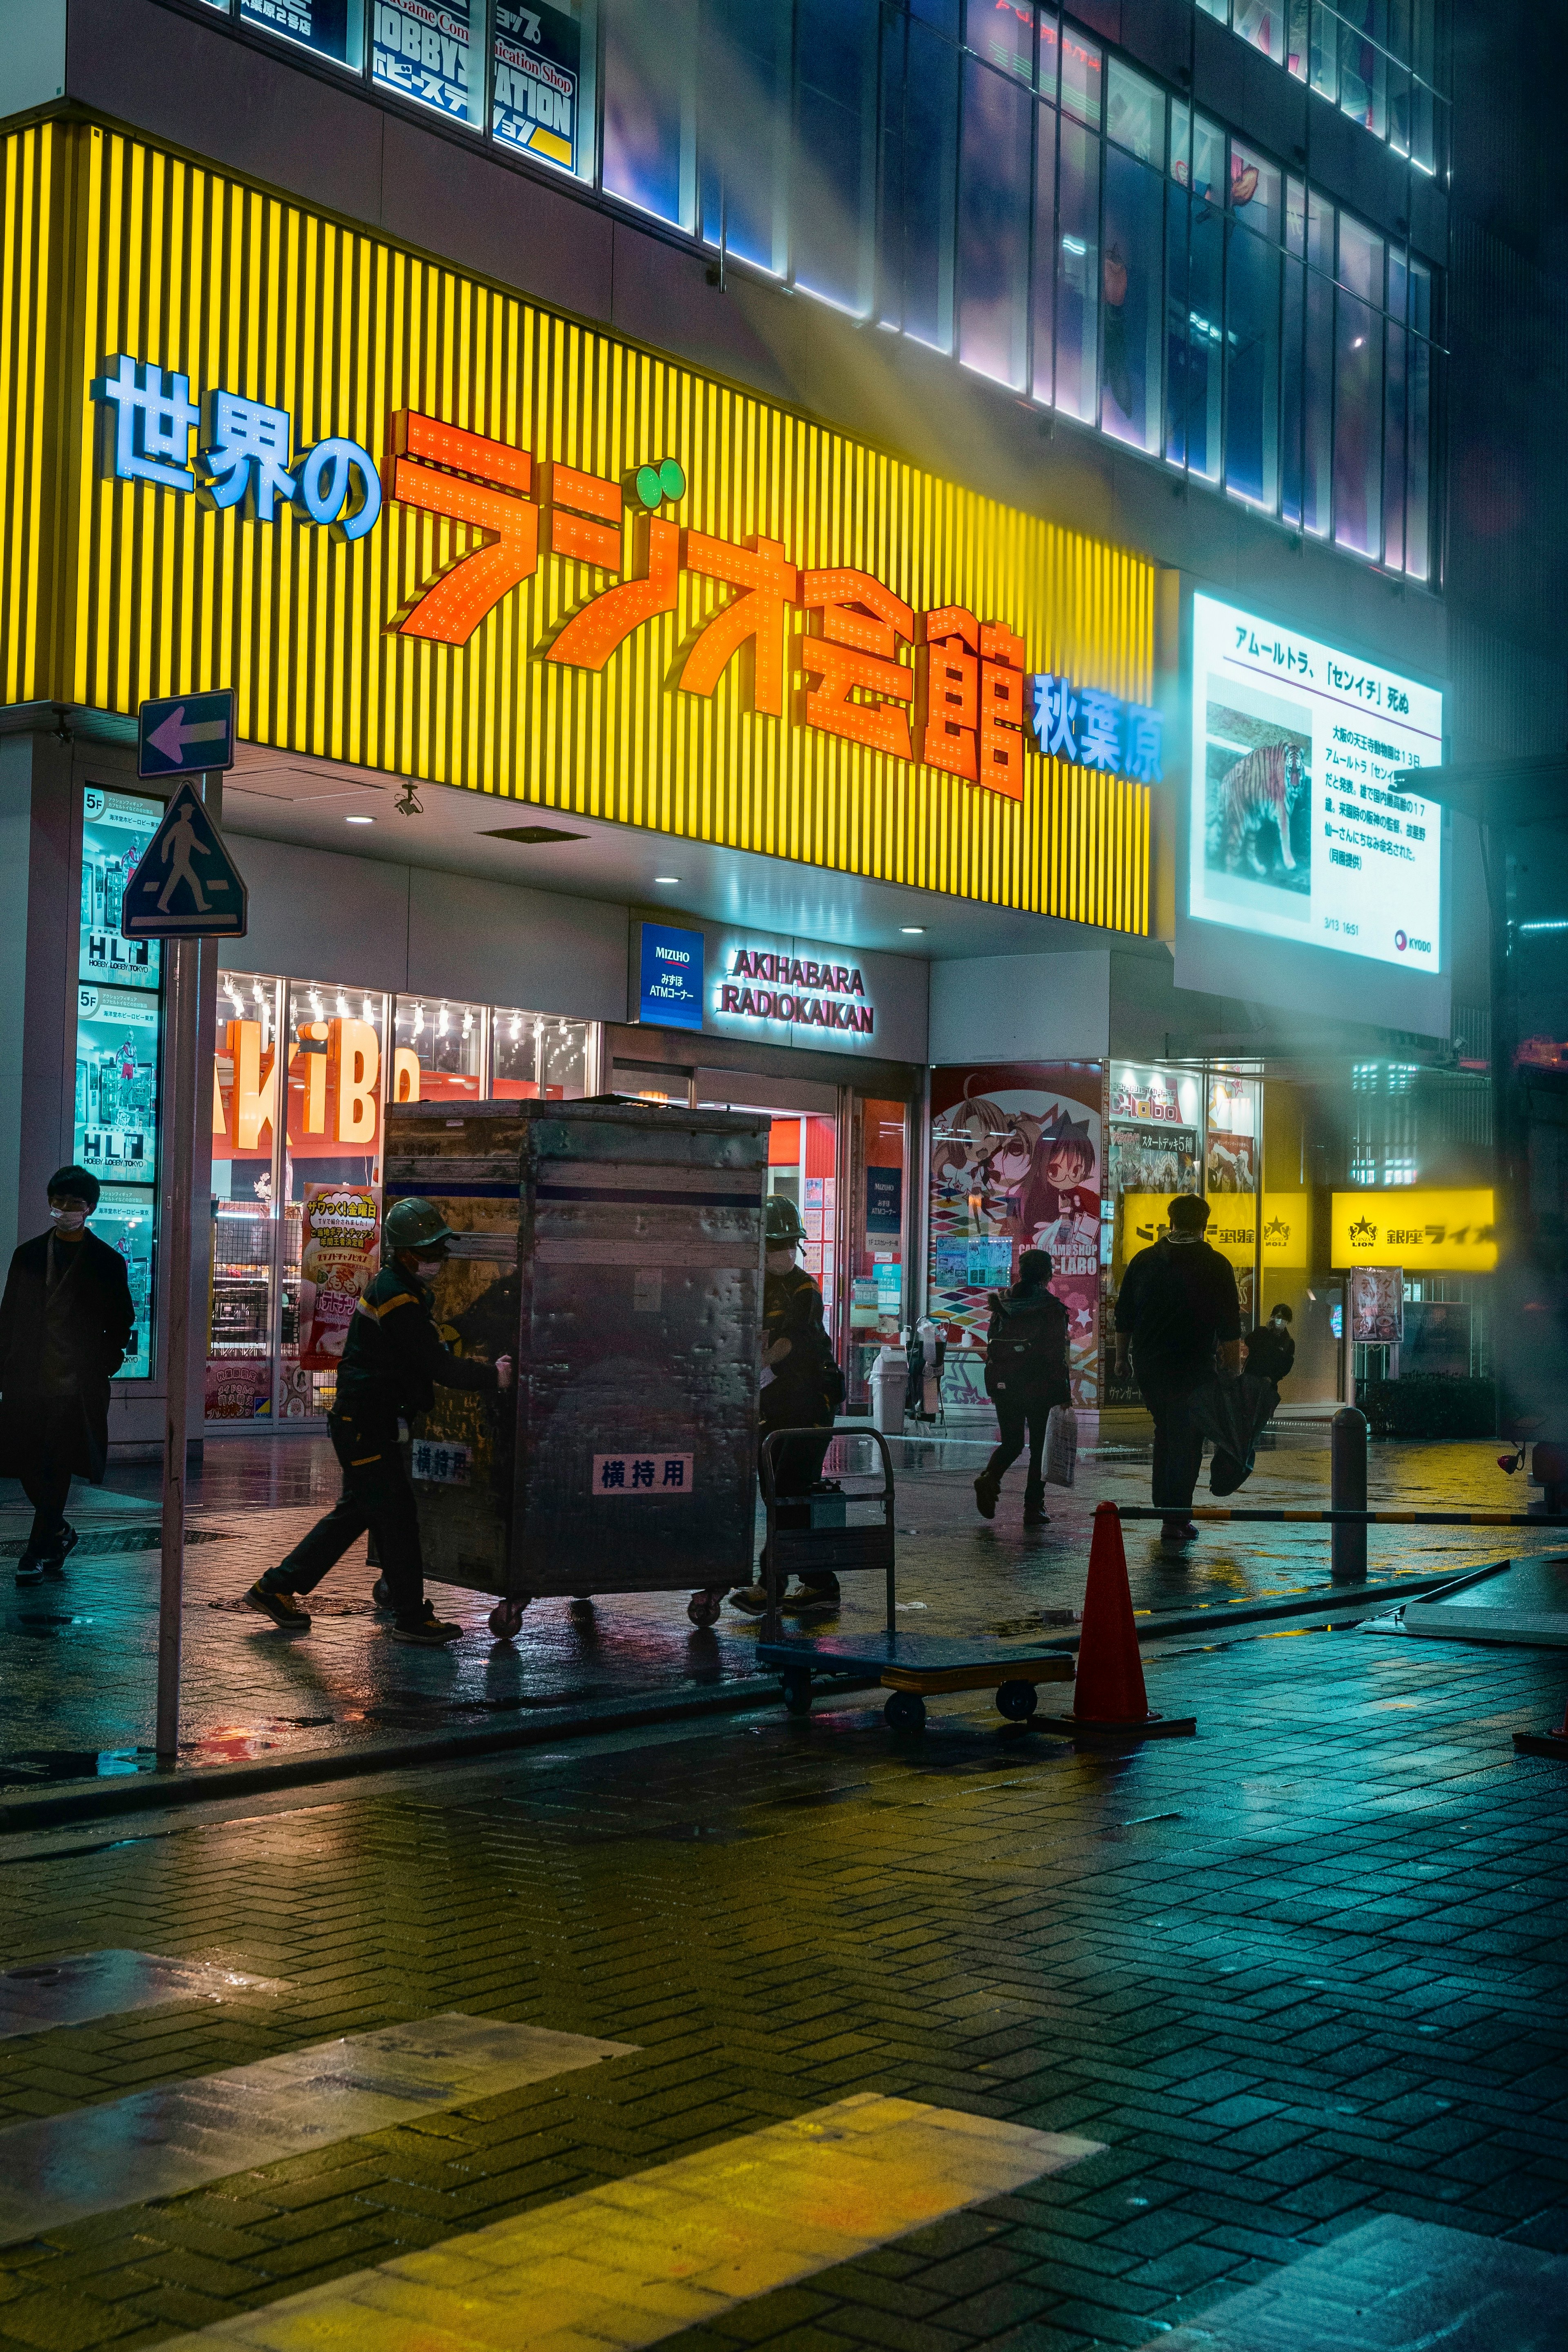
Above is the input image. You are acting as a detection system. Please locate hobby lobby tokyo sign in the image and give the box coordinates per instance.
[91,357,1162,803]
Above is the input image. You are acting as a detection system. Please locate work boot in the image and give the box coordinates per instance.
[783,1579,840,1620]
[242,1581,312,1630]
[41,1524,78,1575]
[1160,1518,1200,1544]
[974,1473,999,1520]
[392,1601,463,1646]
[14,1550,43,1587]
[728,1585,769,1615]
[1022,1484,1049,1528]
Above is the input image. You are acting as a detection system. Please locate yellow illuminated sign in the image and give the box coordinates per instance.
[0,120,1154,933]
[1121,1194,1311,1270]
[1330,1190,1497,1272]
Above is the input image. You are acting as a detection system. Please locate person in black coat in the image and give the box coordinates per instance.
[975,1249,1072,1527]
[0,1165,135,1584]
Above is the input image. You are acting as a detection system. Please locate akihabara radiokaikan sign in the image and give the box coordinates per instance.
[88,363,1162,806]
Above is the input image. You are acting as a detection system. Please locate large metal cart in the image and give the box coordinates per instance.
[383,1098,768,1634]
[755,1425,1075,1729]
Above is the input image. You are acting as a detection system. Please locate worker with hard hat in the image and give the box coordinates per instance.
[730,1194,845,1621]
[241,1198,512,1644]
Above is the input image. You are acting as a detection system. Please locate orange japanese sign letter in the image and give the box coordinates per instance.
[679,534,799,715]
[547,518,680,670]
[388,412,539,647]
[547,463,623,568]
[797,570,916,759]
[915,605,980,783]
[978,622,1027,802]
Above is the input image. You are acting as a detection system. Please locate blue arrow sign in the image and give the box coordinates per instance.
[121,781,249,940]
[137,688,235,779]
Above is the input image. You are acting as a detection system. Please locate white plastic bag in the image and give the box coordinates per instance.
[1045,1403,1077,1488]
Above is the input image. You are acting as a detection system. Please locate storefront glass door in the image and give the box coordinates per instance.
[846,1096,909,1412]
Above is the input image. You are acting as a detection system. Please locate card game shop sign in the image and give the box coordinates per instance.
[928,1064,1105,1412]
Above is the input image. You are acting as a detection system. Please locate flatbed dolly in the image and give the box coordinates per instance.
[754,1426,1075,1730]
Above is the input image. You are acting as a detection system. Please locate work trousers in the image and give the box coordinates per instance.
[1136,1368,1206,1517]
[982,1387,1060,1499]
[260,1408,425,1623]
[17,1406,74,1554]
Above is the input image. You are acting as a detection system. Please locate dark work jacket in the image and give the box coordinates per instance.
[0,1229,135,1481]
[1114,1237,1241,1385]
[334,1263,499,1426]
[984,1283,1071,1404]
[1243,1323,1296,1385]
[761,1265,840,1431]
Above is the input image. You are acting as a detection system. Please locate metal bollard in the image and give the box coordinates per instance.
[1331,1407,1369,1582]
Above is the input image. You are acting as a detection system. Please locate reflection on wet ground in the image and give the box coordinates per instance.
[1,1425,1562,1792]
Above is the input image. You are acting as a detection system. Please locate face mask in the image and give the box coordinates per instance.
[415,1258,445,1279]
[50,1207,87,1233]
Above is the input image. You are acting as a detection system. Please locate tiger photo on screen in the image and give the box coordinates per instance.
[1203,704,1312,896]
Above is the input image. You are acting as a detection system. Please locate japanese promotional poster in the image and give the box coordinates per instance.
[929,1063,1105,1409]
[297,1184,382,1371]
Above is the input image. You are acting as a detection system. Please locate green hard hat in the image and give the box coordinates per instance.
[765,1196,807,1247]
[383,1197,458,1253]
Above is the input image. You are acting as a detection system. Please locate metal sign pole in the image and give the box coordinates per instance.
[153,851,203,1761]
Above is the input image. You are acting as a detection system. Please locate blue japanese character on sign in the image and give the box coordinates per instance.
[1030,674,1078,763]
[1078,690,1123,773]
[1122,704,1164,784]
[91,356,199,492]
[662,1458,685,1488]
[293,438,383,543]
[200,390,297,520]
[631,1458,655,1488]
[600,1457,625,1489]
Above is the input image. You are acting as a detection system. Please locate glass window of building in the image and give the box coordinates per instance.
[600,0,695,228]
[957,47,1033,388]
[791,0,878,316]
[373,0,481,128]
[699,0,790,274]
[237,0,365,72]
[878,4,960,349]
[493,0,597,178]
[280,980,389,1419]
[492,1009,595,1099]
[392,997,487,1105]
[209,971,285,1423]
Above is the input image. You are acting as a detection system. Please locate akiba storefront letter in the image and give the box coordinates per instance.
[639,924,705,1030]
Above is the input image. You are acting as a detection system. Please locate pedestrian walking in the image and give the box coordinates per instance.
[730,1196,846,1621]
[1244,1302,1295,1387]
[241,1198,512,1644]
[0,1166,135,1586]
[973,1250,1071,1526]
[1113,1194,1241,1544]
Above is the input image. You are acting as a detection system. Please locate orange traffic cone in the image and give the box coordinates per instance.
[1038,1503,1196,1740]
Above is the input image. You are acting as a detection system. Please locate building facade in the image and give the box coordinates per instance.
[2,0,1538,1452]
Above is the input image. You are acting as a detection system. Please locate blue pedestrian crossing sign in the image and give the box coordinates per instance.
[121,780,249,940]
[137,688,235,779]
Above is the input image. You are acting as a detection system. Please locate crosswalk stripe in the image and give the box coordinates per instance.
[156,2094,1102,2352]
[0,2015,633,2244]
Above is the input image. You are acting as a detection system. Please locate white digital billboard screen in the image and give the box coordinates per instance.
[1189,594,1444,974]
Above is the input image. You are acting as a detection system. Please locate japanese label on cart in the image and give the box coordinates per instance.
[592,1453,695,1495]
[411,1439,472,1486]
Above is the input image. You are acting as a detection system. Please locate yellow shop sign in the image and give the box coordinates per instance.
[1330,1190,1497,1272]
[1121,1194,1311,1270]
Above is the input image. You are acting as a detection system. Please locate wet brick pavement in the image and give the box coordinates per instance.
[0,1602,1564,2348]
[2,1428,1564,1788]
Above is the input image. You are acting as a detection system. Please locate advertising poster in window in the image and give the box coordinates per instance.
[492,0,581,171]
[297,1183,382,1371]
[239,0,360,67]
[1189,594,1443,973]
[78,785,164,1382]
[1350,1265,1404,1344]
[373,0,473,120]
[929,1064,1104,1409]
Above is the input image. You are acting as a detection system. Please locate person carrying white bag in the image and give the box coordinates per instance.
[974,1249,1073,1528]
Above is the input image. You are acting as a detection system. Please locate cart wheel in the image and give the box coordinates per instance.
[884,1690,927,1732]
[488,1597,527,1639]
[687,1589,724,1629]
[371,1577,393,1611]
[996,1679,1039,1722]
[782,1672,813,1716]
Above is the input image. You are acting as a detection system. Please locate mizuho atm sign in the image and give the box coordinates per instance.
[89,359,1163,804]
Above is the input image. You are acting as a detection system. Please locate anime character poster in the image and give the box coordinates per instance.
[929,1064,1104,1409]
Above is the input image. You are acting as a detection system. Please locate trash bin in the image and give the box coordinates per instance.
[381,1096,769,1632]
[869,1344,906,1435]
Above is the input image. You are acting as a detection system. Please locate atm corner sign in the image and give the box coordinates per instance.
[1330,1189,1497,1273]
[639,923,704,1031]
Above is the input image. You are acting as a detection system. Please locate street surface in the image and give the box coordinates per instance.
[0,1430,1566,2345]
